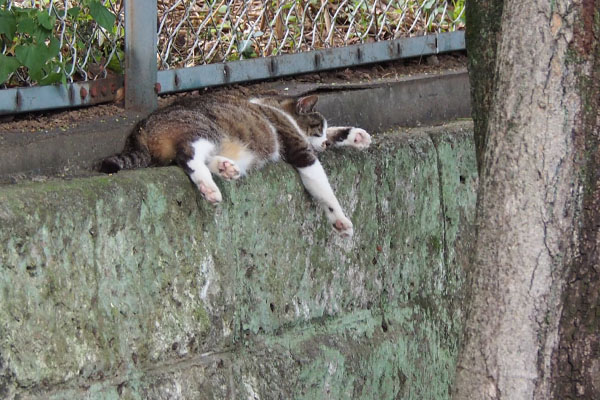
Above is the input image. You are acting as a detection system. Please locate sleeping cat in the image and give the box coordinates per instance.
[101,93,371,237]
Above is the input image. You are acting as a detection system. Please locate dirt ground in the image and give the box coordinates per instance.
[0,53,466,133]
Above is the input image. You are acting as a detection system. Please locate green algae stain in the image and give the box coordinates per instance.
[298,347,353,400]
[0,124,475,398]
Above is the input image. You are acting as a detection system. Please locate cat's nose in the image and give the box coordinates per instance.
[322,140,331,149]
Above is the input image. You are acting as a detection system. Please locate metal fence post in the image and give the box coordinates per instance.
[125,0,158,112]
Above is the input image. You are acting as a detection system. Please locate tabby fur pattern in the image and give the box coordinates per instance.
[101,93,371,237]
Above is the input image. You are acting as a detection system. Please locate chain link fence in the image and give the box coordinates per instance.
[1,0,464,87]
[157,0,465,70]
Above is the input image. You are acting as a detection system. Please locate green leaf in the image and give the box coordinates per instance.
[89,0,116,31]
[39,70,62,85]
[106,55,123,74]
[29,67,44,82]
[16,16,37,35]
[0,54,20,84]
[37,11,56,30]
[67,6,81,19]
[46,36,60,59]
[15,43,45,77]
[0,11,17,41]
[16,13,51,41]
[15,38,60,81]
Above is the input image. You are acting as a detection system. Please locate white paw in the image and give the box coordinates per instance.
[215,157,241,180]
[197,181,222,204]
[333,216,354,237]
[345,128,371,150]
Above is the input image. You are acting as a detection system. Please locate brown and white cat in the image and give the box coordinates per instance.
[101,93,371,237]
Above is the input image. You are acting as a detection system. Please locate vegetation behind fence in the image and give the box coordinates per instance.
[0,0,124,87]
[157,0,465,69]
[0,0,464,89]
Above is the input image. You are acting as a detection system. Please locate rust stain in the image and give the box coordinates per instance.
[114,87,125,103]
[551,13,562,37]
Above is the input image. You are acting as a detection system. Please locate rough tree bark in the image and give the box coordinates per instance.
[454,0,599,399]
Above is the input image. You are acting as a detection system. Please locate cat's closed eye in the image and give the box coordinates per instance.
[309,124,323,135]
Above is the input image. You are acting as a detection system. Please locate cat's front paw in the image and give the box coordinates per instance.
[346,128,371,150]
[198,181,223,204]
[333,216,354,237]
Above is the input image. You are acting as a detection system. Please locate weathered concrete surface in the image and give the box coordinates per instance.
[318,70,470,133]
[0,121,476,399]
[0,111,141,182]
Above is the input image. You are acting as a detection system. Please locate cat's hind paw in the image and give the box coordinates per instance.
[333,217,354,237]
[346,128,371,150]
[213,157,241,181]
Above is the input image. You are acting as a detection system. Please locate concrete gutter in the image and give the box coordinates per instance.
[0,69,470,183]
[0,112,140,183]
[0,121,477,399]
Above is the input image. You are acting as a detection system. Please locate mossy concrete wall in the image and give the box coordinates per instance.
[0,121,476,400]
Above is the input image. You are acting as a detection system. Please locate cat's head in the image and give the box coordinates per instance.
[293,95,328,152]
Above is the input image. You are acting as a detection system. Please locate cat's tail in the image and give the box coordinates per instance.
[100,149,151,173]
[100,128,151,173]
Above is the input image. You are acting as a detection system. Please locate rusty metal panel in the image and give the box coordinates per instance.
[157,32,464,94]
[0,77,123,116]
[125,0,158,112]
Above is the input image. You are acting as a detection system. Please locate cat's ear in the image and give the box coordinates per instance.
[296,95,318,114]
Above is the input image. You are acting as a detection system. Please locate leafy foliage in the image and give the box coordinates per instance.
[0,0,119,86]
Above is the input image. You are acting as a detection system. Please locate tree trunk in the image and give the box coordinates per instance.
[551,0,600,397]
[454,0,600,399]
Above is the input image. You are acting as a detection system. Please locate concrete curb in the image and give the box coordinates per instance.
[0,111,142,183]
[0,70,470,183]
